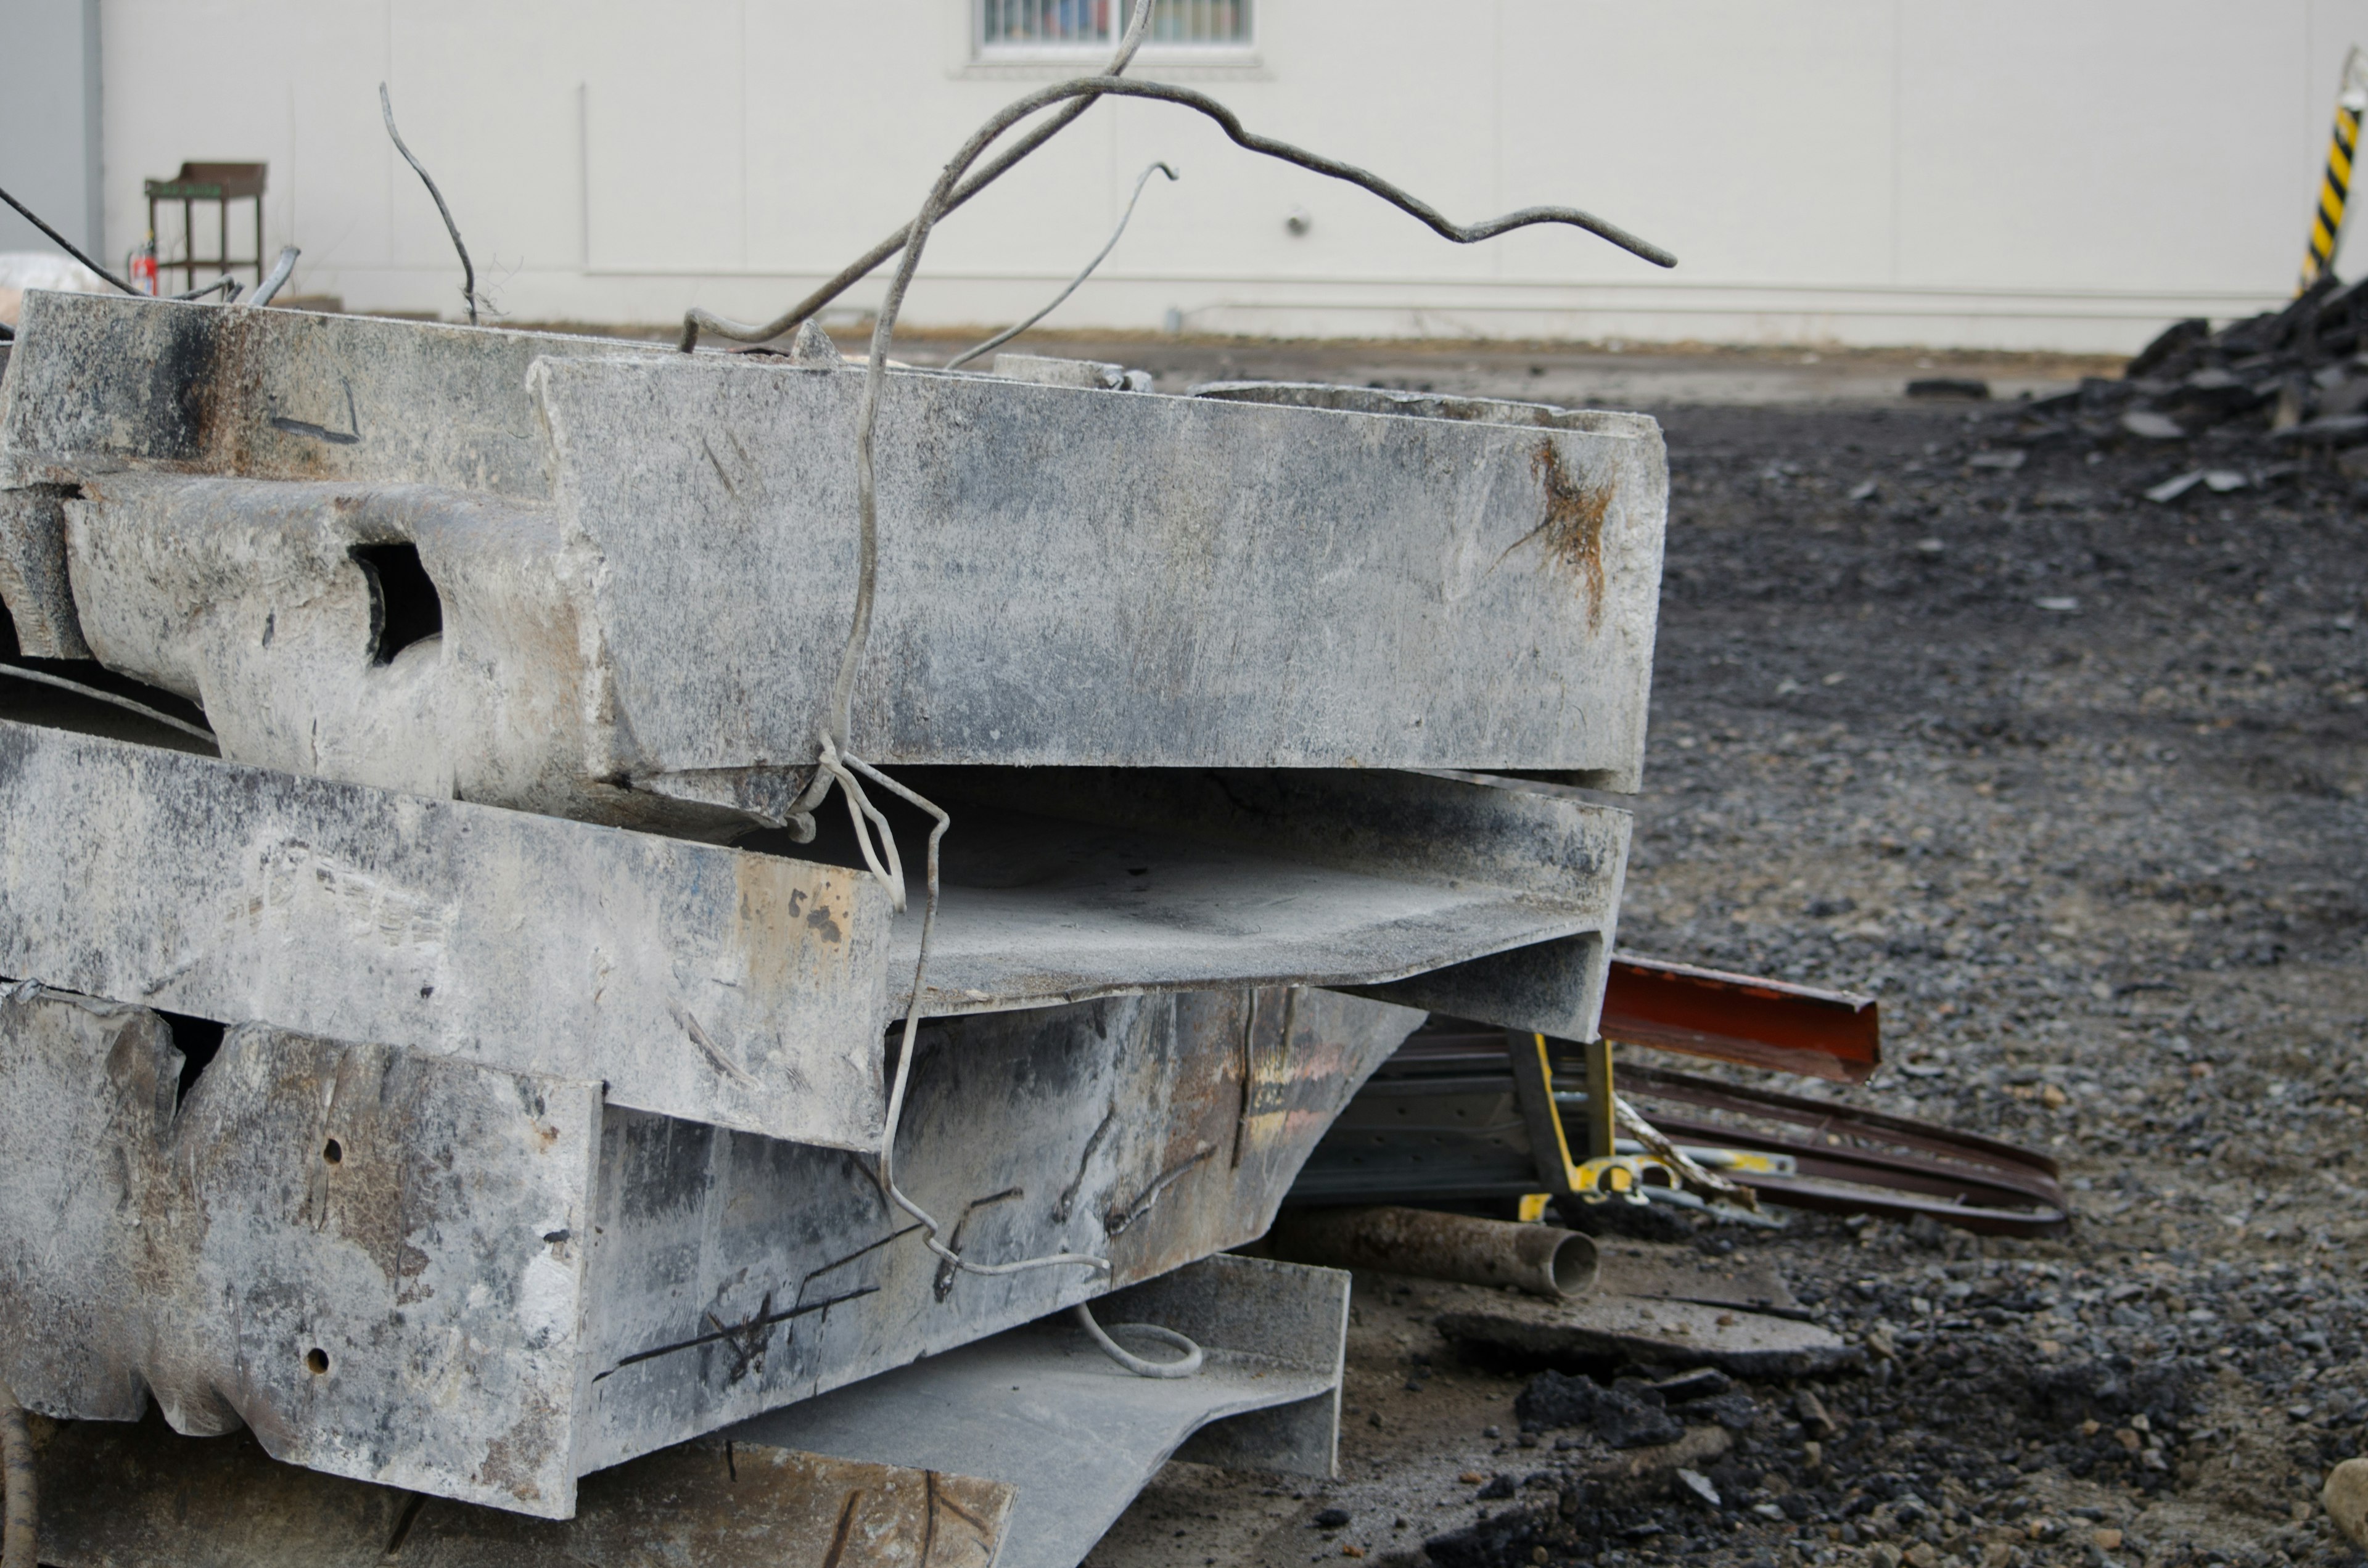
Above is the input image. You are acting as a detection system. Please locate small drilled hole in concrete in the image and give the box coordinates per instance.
[323,1139,343,1164]
[305,1348,330,1375]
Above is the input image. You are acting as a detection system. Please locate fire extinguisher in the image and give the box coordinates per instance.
[127,229,159,295]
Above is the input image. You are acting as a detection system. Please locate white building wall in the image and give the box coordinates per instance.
[85,0,2368,351]
[0,0,103,258]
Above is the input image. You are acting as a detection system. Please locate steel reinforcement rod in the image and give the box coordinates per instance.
[684,76,1675,357]
[678,0,1157,352]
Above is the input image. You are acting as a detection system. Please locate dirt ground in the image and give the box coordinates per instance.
[897,339,2368,1568]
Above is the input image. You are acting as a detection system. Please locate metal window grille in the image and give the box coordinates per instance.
[977,0,1251,50]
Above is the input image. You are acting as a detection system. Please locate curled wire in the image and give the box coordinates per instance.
[944,160,1178,371]
[1073,1300,1202,1379]
[379,83,480,326]
[850,755,1108,1283]
[785,52,1671,1291]
[677,0,1157,353]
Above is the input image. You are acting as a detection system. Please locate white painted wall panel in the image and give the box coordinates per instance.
[80,0,2368,350]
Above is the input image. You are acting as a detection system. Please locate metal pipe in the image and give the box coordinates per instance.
[1265,1205,1597,1300]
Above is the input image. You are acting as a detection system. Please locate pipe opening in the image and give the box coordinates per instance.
[1547,1230,1598,1296]
[353,543,443,665]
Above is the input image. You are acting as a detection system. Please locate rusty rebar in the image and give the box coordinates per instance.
[944,160,1178,370]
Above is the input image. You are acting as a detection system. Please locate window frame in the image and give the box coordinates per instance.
[972,0,1256,64]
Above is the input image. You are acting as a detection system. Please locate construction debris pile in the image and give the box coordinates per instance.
[2031,273,2368,469]
[0,283,1684,1561]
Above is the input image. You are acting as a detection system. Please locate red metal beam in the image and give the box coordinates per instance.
[1600,954,1881,1084]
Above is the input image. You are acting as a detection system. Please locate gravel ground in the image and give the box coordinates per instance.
[1072,358,2368,1568]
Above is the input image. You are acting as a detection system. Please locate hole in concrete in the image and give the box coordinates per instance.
[305,1347,330,1375]
[323,1138,343,1165]
[353,543,443,665]
[160,1010,226,1108]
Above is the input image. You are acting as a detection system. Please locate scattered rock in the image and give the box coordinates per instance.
[1675,1467,1720,1506]
[2119,409,2185,440]
[1906,377,1990,400]
[2143,469,2206,503]
[1513,1370,1683,1449]
[2328,1458,2368,1546]
[1647,1366,1733,1403]
[1313,1508,1351,1529]
[1674,1389,1759,1430]
[1476,1474,1516,1500]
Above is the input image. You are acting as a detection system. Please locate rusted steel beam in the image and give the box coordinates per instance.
[1289,1020,2065,1238]
[1611,1062,2068,1236]
[1600,954,1881,1083]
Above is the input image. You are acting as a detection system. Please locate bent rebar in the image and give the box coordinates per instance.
[380,83,480,326]
[944,160,1178,371]
[677,0,1157,352]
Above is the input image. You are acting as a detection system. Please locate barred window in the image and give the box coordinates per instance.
[977,0,1252,52]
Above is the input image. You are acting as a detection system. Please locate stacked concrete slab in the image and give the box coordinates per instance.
[0,292,1666,1526]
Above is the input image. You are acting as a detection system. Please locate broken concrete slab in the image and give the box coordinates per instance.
[0,713,1627,1074]
[57,471,668,831]
[573,989,1416,1478]
[2,292,1667,793]
[1591,1240,1803,1318]
[534,350,1663,785]
[0,718,895,1149]
[736,1254,1351,1568]
[903,768,1630,1041]
[0,980,1414,1513]
[1427,1279,1857,1378]
[0,983,604,1512]
[0,483,87,657]
[36,1414,1013,1568]
[0,290,637,498]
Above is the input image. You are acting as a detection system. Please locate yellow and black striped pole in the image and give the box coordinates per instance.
[2300,47,2368,292]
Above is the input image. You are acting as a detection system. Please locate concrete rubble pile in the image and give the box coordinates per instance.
[0,291,1667,1538]
[2031,272,2368,467]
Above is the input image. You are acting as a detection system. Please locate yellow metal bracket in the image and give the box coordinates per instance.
[1505,1030,1618,1196]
